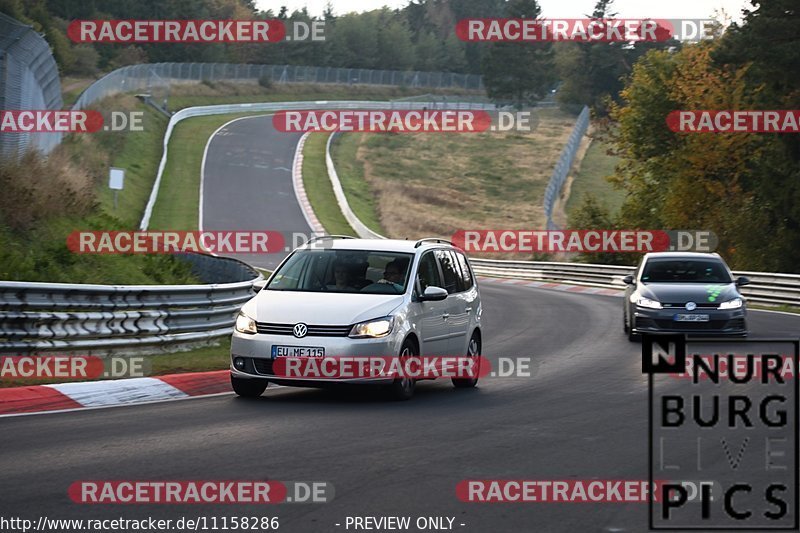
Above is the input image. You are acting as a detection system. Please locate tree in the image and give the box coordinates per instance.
[414,30,440,71]
[556,0,677,115]
[608,42,790,270]
[376,11,415,70]
[710,0,800,272]
[481,0,555,107]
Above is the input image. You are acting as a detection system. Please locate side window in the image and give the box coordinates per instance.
[435,250,461,294]
[416,252,442,293]
[454,251,473,290]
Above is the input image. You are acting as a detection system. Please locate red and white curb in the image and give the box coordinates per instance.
[0,370,231,417]
[478,276,624,297]
[292,131,326,235]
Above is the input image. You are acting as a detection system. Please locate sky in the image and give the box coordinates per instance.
[255,0,753,21]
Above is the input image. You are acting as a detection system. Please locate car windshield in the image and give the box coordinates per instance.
[640,259,732,283]
[267,249,413,294]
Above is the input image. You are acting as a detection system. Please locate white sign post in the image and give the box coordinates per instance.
[109,167,125,210]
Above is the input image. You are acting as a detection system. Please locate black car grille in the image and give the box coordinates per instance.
[252,358,275,375]
[653,319,728,330]
[255,322,351,337]
[661,302,720,309]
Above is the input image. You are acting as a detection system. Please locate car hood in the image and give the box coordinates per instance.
[245,290,405,325]
[639,282,740,304]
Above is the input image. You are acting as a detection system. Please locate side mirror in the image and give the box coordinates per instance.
[735,276,751,287]
[252,279,267,293]
[419,286,448,301]
[622,275,635,285]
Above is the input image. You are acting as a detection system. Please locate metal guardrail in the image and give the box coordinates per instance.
[469,258,800,307]
[0,253,262,355]
[543,105,590,230]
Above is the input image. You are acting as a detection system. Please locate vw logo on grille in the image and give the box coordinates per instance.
[685,302,697,311]
[292,323,308,338]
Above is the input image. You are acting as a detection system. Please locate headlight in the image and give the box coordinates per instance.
[718,298,743,310]
[235,312,257,334]
[636,296,663,310]
[349,317,394,338]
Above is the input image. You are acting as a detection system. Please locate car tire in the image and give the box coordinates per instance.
[231,375,268,397]
[387,339,417,401]
[453,332,481,389]
[625,312,640,341]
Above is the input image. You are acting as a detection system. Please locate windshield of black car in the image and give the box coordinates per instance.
[267,249,413,294]
[640,259,733,283]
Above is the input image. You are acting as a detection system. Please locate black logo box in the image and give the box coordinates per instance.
[644,335,799,531]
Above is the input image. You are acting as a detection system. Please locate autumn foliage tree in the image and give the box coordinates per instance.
[607,39,796,271]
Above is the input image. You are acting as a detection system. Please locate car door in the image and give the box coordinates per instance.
[435,249,472,355]
[413,251,450,356]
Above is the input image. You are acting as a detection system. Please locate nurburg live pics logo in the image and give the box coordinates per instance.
[643,334,799,530]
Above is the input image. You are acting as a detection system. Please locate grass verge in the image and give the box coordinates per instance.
[566,137,625,218]
[331,133,384,235]
[302,133,356,235]
[328,108,578,246]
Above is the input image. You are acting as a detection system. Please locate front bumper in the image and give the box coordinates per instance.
[632,306,747,336]
[230,329,403,384]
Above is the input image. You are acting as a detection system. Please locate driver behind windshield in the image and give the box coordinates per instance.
[328,260,357,291]
[361,258,409,293]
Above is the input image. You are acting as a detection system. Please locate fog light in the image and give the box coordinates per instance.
[234,357,246,370]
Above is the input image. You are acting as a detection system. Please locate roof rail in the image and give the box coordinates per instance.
[306,235,356,244]
[414,238,453,248]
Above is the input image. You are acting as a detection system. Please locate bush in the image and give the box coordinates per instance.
[258,74,273,89]
[0,149,94,231]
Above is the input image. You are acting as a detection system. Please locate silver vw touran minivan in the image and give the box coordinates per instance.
[230,236,483,400]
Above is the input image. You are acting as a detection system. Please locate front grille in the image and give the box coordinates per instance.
[255,322,352,337]
[252,358,275,375]
[653,319,728,330]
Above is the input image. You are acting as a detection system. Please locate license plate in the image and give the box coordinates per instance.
[271,345,325,358]
[674,314,710,322]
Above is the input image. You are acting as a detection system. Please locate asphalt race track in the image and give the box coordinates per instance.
[201,115,308,270]
[3,118,799,532]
